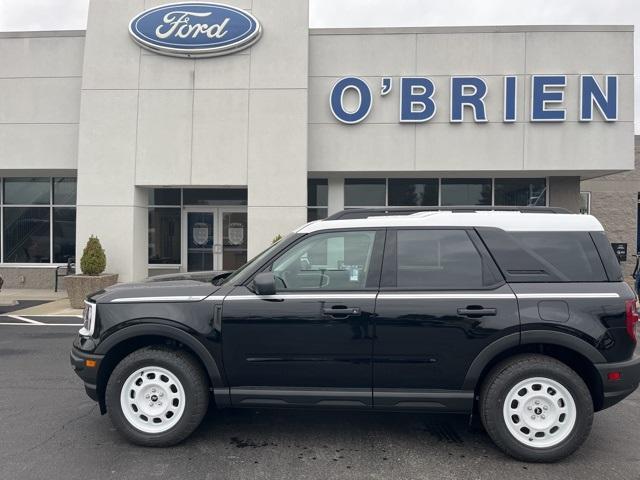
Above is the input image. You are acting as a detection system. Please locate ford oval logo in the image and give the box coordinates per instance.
[129,2,262,58]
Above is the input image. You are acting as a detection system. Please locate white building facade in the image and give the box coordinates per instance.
[0,0,634,287]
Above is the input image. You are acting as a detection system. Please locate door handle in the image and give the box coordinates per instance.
[323,306,361,317]
[457,306,497,317]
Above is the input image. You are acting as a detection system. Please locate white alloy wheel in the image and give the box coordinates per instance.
[120,366,186,434]
[502,376,577,448]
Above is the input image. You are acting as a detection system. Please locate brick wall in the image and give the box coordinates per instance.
[581,136,640,277]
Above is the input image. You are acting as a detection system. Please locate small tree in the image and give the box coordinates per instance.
[80,235,107,275]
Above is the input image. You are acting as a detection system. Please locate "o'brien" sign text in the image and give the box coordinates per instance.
[330,75,618,124]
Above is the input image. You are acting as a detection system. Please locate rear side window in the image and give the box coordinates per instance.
[395,229,484,289]
[508,232,607,282]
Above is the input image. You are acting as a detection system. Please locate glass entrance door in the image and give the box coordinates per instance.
[183,207,247,272]
[186,211,214,271]
[221,210,248,270]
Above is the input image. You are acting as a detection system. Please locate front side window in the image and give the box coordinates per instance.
[271,231,377,290]
[395,229,484,289]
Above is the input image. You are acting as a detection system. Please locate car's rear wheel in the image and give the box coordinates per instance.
[105,346,209,446]
[479,354,593,462]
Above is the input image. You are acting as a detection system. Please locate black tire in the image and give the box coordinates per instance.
[105,346,209,447]
[479,354,593,463]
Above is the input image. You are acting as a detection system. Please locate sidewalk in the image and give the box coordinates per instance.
[0,289,83,316]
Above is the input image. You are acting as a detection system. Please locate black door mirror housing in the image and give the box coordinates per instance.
[253,272,276,296]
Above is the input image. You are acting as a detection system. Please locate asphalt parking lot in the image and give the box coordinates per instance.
[1,320,639,480]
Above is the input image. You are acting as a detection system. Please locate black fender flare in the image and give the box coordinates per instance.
[520,330,607,364]
[95,323,229,405]
[462,333,519,390]
[462,330,607,390]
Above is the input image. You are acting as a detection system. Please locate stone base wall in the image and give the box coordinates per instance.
[589,191,637,277]
[0,267,62,290]
[582,137,640,278]
[549,176,581,213]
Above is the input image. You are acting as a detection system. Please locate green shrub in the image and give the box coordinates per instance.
[271,234,283,244]
[80,235,107,275]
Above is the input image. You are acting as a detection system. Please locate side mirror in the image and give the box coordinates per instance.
[253,272,276,296]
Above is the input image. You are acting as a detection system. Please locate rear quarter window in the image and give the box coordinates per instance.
[508,232,607,282]
[590,231,623,281]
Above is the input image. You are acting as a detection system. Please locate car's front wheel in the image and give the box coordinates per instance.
[479,354,593,462]
[105,346,209,446]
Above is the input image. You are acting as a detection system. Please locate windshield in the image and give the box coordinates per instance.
[221,233,295,285]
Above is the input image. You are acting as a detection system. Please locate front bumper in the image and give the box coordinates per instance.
[70,345,104,402]
[596,352,640,409]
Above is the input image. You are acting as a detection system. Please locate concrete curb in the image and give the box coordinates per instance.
[11,298,82,316]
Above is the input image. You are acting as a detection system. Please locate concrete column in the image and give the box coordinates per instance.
[76,0,311,277]
[75,0,148,282]
[548,176,581,213]
[246,0,309,256]
[327,175,344,215]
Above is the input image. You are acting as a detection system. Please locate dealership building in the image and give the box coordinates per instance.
[0,0,636,287]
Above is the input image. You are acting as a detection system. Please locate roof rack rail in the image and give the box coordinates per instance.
[325,206,571,220]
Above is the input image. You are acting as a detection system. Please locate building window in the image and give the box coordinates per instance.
[148,188,180,206]
[53,177,78,205]
[580,192,591,214]
[441,178,492,206]
[147,187,249,266]
[222,211,248,270]
[1,177,76,264]
[339,177,549,209]
[3,207,50,263]
[148,189,181,265]
[495,178,547,206]
[182,188,247,206]
[4,177,50,205]
[388,178,438,206]
[307,179,328,221]
[344,178,386,207]
[53,208,76,263]
[148,208,181,264]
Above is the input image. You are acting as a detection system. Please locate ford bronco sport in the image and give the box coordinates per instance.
[71,207,640,462]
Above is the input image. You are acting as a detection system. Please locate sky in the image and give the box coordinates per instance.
[0,0,638,129]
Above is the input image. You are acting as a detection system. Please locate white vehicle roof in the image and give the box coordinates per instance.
[296,211,604,234]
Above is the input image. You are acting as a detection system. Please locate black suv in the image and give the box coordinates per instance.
[71,208,640,462]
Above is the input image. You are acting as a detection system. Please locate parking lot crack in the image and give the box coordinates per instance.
[0,403,97,460]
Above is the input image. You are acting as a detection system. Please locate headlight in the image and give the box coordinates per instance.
[79,301,96,336]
